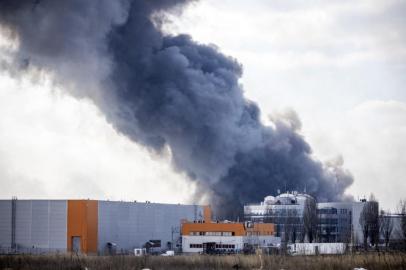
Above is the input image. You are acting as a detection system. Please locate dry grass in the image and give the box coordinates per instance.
[0,252,405,270]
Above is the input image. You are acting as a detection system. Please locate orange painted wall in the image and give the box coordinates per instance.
[247,223,275,235]
[182,205,275,237]
[181,222,246,236]
[67,200,98,254]
[203,205,212,222]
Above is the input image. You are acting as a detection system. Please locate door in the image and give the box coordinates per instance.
[203,242,216,254]
[72,236,81,253]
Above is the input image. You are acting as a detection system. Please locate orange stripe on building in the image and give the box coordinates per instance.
[246,223,275,236]
[181,221,247,236]
[67,200,98,254]
[181,205,275,237]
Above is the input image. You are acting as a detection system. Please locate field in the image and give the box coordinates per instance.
[1,253,406,270]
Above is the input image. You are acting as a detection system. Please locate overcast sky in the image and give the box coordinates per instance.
[0,0,405,211]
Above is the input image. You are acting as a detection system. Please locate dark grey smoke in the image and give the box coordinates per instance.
[0,0,353,218]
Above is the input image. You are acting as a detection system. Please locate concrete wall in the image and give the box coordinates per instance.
[98,201,203,253]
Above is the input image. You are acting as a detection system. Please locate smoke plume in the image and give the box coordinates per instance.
[0,0,353,218]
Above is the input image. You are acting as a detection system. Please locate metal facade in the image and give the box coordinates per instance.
[1,199,203,254]
[0,200,67,252]
[98,201,203,253]
[317,201,366,244]
[67,200,98,254]
[0,200,12,247]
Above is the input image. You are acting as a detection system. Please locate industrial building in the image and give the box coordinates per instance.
[181,206,280,253]
[317,201,365,244]
[244,192,311,241]
[0,199,203,254]
[244,192,369,244]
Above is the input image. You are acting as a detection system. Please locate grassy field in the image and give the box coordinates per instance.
[1,253,405,270]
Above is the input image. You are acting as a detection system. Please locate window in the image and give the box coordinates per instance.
[190,244,203,248]
[214,244,235,249]
[318,207,338,215]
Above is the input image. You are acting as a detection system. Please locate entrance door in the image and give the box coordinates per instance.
[203,242,216,254]
[72,236,81,253]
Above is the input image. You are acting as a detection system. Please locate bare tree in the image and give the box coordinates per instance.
[341,223,352,245]
[303,197,318,243]
[398,199,406,250]
[280,209,290,252]
[359,194,379,250]
[283,209,296,242]
[379,210,394,250]
[280,208,298,253]
[360,202,369,250]
[359,208,369,250]
[262,207,273,224]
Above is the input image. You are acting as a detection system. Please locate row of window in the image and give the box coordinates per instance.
[319,218,339,225]
[215,244,235,249]
[246,231,273,236]
[318,208,351,215]
[189,244,236,249]
[189,232,235,236]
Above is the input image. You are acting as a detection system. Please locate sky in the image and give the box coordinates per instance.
[0,0,405,211]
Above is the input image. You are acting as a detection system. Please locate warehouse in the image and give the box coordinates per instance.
[0,199,203,254]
